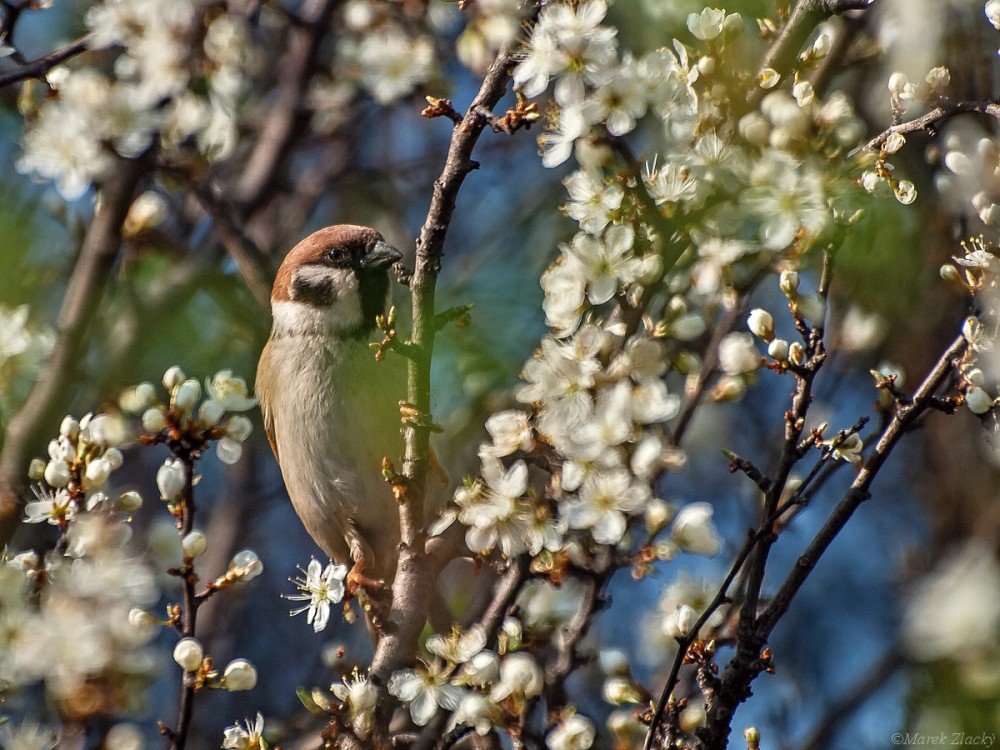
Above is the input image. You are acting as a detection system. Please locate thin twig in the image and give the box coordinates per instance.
[859,100,1000,154]
[0,34,93,88]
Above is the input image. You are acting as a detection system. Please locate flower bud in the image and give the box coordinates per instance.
[85,457,112,488]
[789,342,806,366]
[925,66,950,91]
[603,676,643,705]
[216,437,243,465]
[157,459,186,500]
[116,490,143,512]
[162,366,186,390]
[746,309,775,341]
[173,637,204,671]
[967,387,994,414]
[174,379,201,412]
[182,530,207,559]
[888,72,909,97]
[44,460,71,488]
[230,549,263,581]
[128,607,159,629]
[967,368,986,387]
[674,604,697,636]
[198,399,225,427]
[223,659,258,691]
[767,338,790,362]
[120,381,158,413]
[940,264,960,282]
[60,416,80,441]
[142,408,166,434]
[779,270,799,298]
[644,498,672,535]
[28,458,46,481]
[225,415,253,442]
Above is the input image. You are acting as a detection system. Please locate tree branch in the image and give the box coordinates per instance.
[860,100,1000,153]
[0,34,92,89]
[356,33,529,747]
[0,153,149,546]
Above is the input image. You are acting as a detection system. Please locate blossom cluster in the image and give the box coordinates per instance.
[18,0,255,200]
[1,513,159,722]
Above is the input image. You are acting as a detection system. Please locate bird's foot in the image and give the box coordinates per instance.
[345,559,385,599]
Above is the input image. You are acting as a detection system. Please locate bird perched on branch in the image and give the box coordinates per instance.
[256,224,445,594]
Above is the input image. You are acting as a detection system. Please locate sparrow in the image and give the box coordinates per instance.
[256,224,443,591]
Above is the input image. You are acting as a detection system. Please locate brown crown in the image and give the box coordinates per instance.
[271,224,384,302]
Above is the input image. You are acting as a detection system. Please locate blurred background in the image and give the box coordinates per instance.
[0,0,999,747]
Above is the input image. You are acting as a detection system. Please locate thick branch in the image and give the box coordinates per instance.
[0,154,148,544]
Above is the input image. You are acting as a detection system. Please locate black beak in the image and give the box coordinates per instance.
[360,240,402,271]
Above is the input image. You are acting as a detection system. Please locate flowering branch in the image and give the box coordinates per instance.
[860,100,1000,153]
[363,31,532,745]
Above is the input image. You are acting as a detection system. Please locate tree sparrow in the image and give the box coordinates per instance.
[256,225,437,588]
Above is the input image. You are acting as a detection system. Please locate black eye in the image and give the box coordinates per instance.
[324,247,351,266]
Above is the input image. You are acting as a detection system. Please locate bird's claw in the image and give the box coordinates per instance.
[346,560,385,599]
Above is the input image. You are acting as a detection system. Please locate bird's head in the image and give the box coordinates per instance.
[271,225,402,338]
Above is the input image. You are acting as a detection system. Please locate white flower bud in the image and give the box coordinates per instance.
[967,368,986,387]
[723,12,743,34]
[789,342,806,366]
[174,379,201,412]
[697,56,716,77]
[884,132,905,154]
[173,637,204,671]
[230,549,263,580]
[28,458,46,480]
[888,72,909,97]
[223,659,258,691]
[671,502,721,556]
[746,309,775,341]
[967,387,994,414]
[128,607,159,629]
[603,676,643,705]
[940,264,960,282]
[182,530,208,559]
[779,270,799,298]
[157,458,186,500]
[142,408,166,434]
[811,32,832,57]
[216,437,243,465]
[225,415,253,442]
[85,457,112,488]
[674,604,697,636]
[644,498,673,535]
[44,460,71,488]
[988,0,1000,29]
[738,112,771,147]
[120,381,158,413]
[104,447,124,470]
[198,399,225,427]
[116,491,143,512]
[792,80,814,107]
[60,416,80,441]
[925,66,950,90]
[768,338,790,362]
[163,366,186,390]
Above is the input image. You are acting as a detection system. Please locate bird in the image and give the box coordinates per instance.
[256,224,446,596]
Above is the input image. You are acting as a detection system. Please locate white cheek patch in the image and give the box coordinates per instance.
[277,266,363,334]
